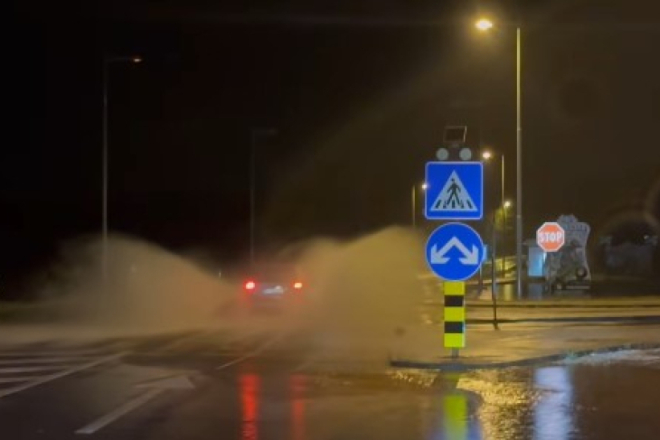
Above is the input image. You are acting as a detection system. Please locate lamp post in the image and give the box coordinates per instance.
[411,183,428,229]
[249,128,277,265]
[481,150,505,223]
[482,150,506,278]
[476,19,524,298]
[503,200,512,274]
[102,55,142,287]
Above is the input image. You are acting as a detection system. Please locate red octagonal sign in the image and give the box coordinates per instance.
[536,222,566,253]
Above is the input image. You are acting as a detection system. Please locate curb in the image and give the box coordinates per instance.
[465,315,660,325]
[389,342,660,371]
[423,301,660,309]
[465,303,660,309]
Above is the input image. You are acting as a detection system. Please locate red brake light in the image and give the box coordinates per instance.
[245,281,256,291]
[293,282,303,290]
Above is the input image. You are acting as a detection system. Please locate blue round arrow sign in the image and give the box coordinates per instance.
[425,222,485,281]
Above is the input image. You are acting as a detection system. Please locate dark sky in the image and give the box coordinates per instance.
[4,0,660,282]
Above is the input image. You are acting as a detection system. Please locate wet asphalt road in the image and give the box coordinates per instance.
[1,330,660,440]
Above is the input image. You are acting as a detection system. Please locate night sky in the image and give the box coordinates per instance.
[4,0,660,288]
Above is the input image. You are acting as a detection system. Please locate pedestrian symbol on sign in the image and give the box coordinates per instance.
[431,171,476,213]
[425,162,483,220]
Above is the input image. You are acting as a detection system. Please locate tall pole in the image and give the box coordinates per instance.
[503,206,507,275]
[515,27,523,298]
[248,128,276,266]
[100,55,141,287]
[501,155,505,275]
[411,186,416,229]
[490,214,499,330]
[102,59,109,287]
[501,156,505,223]
[249,130,256,266]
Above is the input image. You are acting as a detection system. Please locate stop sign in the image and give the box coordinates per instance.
[536,222,566,253]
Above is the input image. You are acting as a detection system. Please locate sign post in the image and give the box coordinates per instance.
[443,281,466,355]
[424,159,485,358]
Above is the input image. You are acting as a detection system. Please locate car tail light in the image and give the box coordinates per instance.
[293,282,303,290]
[245,281,256,291]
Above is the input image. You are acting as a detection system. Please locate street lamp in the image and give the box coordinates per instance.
[483,149,506,281]
[481,149,505,225]
[476,18,524,298]
[475,18,494,32]
[102,54,142,287]
[411,183,428,229]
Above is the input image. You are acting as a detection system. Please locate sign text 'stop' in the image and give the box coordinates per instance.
[536,222,566,253]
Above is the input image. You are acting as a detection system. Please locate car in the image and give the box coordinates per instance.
[239,263,307,313]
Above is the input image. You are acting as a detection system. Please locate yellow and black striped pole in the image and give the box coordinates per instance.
[443,281,466,357]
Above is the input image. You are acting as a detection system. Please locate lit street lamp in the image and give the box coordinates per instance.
[476,18,524,297]
[411,183,428,229]
[481,149,506,225]
[482,149,506,276]
[475,18,494,32]
[102,54,142,287]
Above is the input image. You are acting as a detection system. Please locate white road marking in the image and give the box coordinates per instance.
[0,365,78,374]
[0,352,127,399]
[0,357,94,365]
[0,376,47,384]
[146,330,211,353]
[214,353,254,370]
[0,349,114,358]
[75,388,163,435]
[75,375,195,435]
[74,332,289,435]
[293,357,316,372]
[215,333,286,371]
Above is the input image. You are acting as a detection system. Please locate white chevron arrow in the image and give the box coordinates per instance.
[430,237,479,265]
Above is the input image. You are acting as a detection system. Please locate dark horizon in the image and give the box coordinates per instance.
[4,0,660,292]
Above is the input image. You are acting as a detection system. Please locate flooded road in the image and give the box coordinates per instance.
[454,351,660,440]
[1,334,660,440]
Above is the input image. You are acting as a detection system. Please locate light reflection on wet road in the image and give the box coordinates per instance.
[212,355,660,440]
[455,359,660,440]
[1,339,660,439]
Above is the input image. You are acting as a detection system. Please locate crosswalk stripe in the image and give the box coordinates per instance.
[0,357,95,365]
[0,350,114,358]
[0,365,78,374]
[0,352,127,399]
[0,376,45,384]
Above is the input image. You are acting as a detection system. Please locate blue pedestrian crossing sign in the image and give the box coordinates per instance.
[425,222,485,281]
[425,162,483,220]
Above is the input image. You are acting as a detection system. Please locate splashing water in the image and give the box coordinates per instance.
[4,228,433,360]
